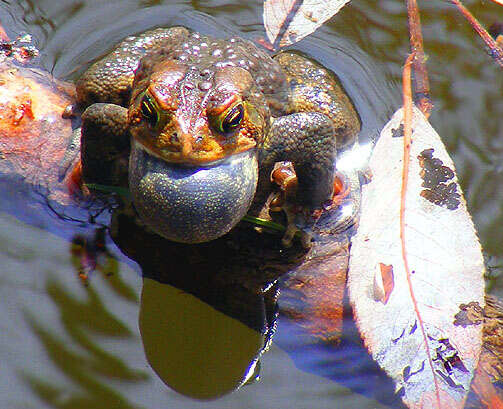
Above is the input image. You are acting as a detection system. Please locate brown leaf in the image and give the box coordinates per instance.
[263,0,351,48]
[462,295,503,408]
[348,107,485,408]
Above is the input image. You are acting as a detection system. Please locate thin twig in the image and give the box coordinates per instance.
[451,0,503,68]
[406,0,433,117]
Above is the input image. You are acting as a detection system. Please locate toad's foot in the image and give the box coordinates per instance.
[278,169,361,248]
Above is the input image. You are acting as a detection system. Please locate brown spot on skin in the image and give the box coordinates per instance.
[207,94,240,116]
[271,162,298,205]
[66,160,86,197]
[418,148,460,210]
[180,133,193,157]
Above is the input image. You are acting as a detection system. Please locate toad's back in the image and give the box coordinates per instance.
[76,28,290,114]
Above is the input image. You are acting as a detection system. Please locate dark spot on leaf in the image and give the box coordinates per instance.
[432,337,468,387]
[448,352,468,373]
[402,361,425,383]
[392,327,406,343]
[417,148,460,210]
[454,301,484,327]
[420,184,459,210]
[419,149,454,186]
[409,320,417,334]
[403,366,411,382]
[391,123,404,138]
[436,369,465,390]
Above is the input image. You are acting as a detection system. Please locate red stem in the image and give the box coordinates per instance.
[401,52,441,409]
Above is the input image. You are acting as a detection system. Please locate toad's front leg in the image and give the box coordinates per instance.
[261,112,337,209]
[259,112,335,246]
[80,103,130,187]
[260,112,360,247]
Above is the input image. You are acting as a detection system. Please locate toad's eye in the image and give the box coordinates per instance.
[140,93,160,127]
[220,103,244,134]
[140,92,171,129]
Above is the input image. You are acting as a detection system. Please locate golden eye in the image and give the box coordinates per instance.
[140,93,160,127]
[140,92,169,129]
[220,103,244,134]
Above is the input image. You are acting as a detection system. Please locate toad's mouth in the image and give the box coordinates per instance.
[128,139,258,243]
[132,136,245,169]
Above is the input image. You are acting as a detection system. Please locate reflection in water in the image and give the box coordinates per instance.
[111,202,399,404]
[19,211,305,405]
[23,274,146,409]
[112,209,303,400]
[70,228,137,297]
[140,278,265,399]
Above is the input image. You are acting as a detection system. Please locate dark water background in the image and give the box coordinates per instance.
[0,0,502,408]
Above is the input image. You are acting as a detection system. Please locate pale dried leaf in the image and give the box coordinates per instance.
[263,0,351,48]
[348,107,485,409]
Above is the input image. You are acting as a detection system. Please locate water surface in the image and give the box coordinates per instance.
[0,0,502,408]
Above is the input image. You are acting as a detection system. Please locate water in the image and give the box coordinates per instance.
[0,0,502,408]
